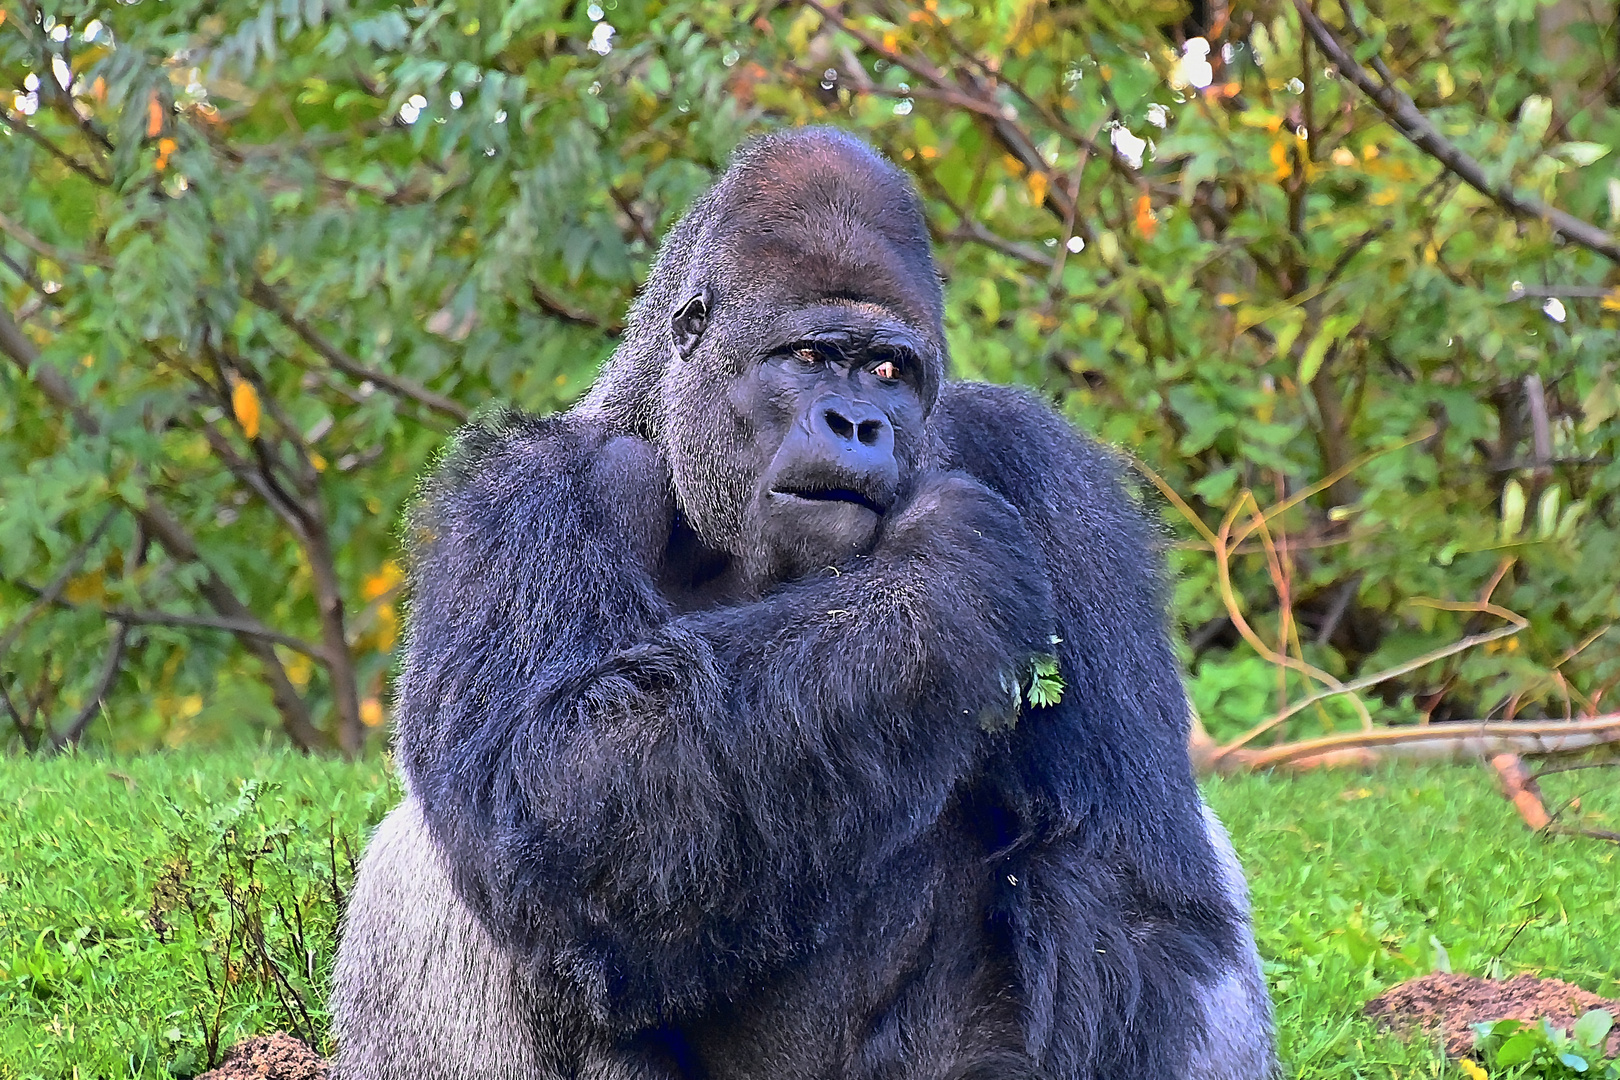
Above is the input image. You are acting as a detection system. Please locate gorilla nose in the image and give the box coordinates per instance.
[816,399,892,459]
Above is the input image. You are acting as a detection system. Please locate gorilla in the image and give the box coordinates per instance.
[332,127,1276,1080]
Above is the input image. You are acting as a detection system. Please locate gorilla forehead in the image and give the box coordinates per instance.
[698,128,944,340]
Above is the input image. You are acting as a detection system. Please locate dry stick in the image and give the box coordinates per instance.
[246,279,469,424]
[1293,0,1620,264]
[1216,618,1527,759]
[1225,713,1620,771]
[0,304,328,751]
[1213,493,1375,730]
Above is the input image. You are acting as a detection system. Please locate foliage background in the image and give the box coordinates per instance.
[3,0,1619,754]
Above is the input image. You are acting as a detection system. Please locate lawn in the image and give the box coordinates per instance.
[1,754,1615,1078]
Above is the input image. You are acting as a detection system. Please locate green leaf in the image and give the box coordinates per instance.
[1574,1010,1615,1048]
[1536,485,1562,540]
[1520,95,1553,142]
[1500,479,1527,540]
[1494,1031,1539,1066]
[1558,142,1611,166]
[1025,655,1065,709]
[1298,313,1357,386]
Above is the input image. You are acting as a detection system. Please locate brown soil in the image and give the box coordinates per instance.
[196,1033,329,1080]
[1365,973,1620,1057]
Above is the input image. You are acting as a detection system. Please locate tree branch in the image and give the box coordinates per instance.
[1293,0,1620,263]
[49,618,128,750]
[246,278,469,423]
[0,107,111,186]
[0,508,118,661]
[0,301,329,751]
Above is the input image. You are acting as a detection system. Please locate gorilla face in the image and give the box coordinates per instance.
[642,130,947,593]
[733,303,930,582]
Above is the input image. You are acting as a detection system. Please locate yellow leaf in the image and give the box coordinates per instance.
[1370,188,1398,206]
[1003,153,1026,177]
[1216,292,1240,306]
[376,604,398,651]
[1330,146,1356,167]
[231,379,261,439]
[363,560,403,600]
[1027,170,1048,207]
[360,698,385,726]
[1269,141,1291,181]
[882,31,899,52]
[1602,288,1620,311]
[310,452,327,472]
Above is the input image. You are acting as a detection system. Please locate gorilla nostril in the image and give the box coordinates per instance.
[823,409,855,440]
[857,419,884,446]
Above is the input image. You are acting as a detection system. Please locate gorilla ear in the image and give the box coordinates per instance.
[672,290,711,360]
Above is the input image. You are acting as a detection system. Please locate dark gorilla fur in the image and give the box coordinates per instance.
[332,128,1276,1080]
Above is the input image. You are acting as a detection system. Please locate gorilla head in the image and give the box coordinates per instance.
[585,128,947,588]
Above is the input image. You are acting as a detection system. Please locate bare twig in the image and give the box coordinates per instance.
[1,576,329,660]
[1,678,38,751]
[1292,0,1620,263]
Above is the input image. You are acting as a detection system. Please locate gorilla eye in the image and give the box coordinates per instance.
[871,360,899,381]
[672,291,710,360]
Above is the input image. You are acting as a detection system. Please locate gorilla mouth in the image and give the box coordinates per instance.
[771,486,886,515]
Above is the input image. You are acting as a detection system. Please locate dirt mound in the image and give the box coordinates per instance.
[197,1033,329,1080]
[1365,973,1620,1057]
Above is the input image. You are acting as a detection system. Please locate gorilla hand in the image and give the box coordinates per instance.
[878,473,1057,707]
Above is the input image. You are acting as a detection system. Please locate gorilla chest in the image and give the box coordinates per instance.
[683,819,1025,1080]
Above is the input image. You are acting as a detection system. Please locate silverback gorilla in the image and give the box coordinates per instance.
[332,128,1276,1080]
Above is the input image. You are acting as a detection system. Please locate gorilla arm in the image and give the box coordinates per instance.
[394,409,1054,1032]
[932,383,1274,1076]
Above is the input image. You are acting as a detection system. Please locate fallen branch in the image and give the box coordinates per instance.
[1196,713,1620,774]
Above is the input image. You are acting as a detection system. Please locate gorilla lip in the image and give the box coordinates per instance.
[770,486,886,515]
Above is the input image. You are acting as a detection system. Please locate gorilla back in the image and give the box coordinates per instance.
[332,128,1276,1080]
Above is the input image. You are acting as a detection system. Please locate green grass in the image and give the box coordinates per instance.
[1,754,1615,1079]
